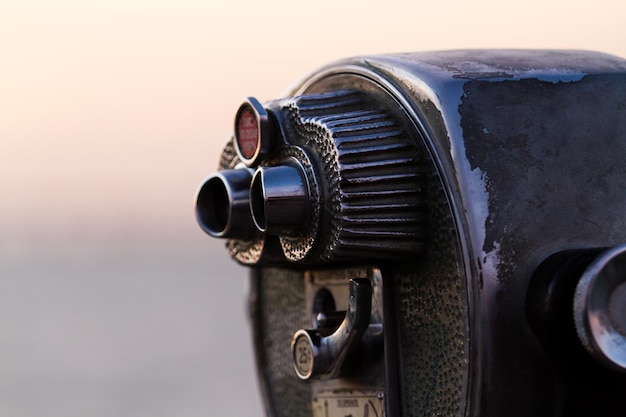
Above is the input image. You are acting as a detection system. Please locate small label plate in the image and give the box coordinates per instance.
[312,390,384,417]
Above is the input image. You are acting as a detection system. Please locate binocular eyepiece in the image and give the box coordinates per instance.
[195,91,427,264]
[195,159,310,240]
[195,168,255,241]
[195,51,626,417]
[195,96,313,250]
[249,160,310,236]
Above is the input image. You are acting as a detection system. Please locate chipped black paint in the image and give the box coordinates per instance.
[459,72,626,416]
[199,50,626,417]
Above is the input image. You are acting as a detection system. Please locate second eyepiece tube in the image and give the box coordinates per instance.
[249,159,310,237]
[195,158,311,241]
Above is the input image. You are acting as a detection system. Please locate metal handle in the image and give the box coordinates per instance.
[291,278,371,380]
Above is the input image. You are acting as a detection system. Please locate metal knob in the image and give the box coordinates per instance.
[291,278,371,380]
[574,244,626,372]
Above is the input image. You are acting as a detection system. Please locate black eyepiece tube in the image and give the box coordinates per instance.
[250,160,310,237]
[195,168,255,240]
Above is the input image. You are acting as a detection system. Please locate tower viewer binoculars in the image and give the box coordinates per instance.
[196,50,626,417]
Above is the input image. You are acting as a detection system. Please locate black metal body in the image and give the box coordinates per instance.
[197,50,626,417]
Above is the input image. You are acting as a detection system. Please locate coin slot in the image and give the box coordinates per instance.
[312,287,344,329]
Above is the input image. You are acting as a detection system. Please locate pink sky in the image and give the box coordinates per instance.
[1,0,625,249]
[1,2,625,415]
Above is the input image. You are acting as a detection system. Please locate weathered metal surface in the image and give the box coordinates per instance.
[197,50,626,417]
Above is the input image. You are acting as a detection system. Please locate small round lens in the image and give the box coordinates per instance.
[236,105,259,160]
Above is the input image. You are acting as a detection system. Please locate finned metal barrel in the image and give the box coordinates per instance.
[195,168,255,240]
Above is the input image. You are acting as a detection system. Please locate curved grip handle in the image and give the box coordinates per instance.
[291,278,372,380]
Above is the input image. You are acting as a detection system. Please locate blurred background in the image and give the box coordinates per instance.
[1,0,625,416]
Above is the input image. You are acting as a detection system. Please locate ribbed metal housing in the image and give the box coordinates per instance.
[283,91,428,260]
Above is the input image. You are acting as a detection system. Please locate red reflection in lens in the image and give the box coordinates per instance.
[236,106,258,159]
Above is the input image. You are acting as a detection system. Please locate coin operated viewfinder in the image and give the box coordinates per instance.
[196,50,626,417]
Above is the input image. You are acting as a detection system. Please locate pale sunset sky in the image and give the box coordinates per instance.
[2,0,625,245]
[1,1,625,416]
